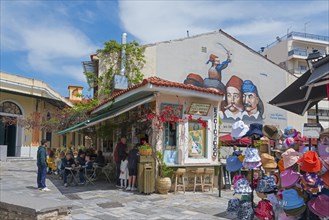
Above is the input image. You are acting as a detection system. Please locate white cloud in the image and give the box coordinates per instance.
[1,1,97,82]
[118,1,329,49]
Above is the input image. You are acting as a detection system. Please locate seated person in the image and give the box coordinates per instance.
[76,151,87,184]
[47,150,56,174]
[61,153,76,187]
[95,150,105,167]
[55,151,65,176]
[84,155,93,170]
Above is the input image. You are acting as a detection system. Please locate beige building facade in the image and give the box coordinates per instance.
[0,71,80,158]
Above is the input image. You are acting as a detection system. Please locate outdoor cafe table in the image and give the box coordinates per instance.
[65,166,81,186]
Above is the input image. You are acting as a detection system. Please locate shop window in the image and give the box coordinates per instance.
[163,122,178,164]
[188,120,207,158]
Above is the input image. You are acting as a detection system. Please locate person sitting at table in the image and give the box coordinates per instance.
[76,151,87,185]
[61,152,76,187]
[95,150,105,167]
[55,151,65,176]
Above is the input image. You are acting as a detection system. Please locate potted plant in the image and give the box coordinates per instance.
[139,143,152,156]
[155,151,173,194]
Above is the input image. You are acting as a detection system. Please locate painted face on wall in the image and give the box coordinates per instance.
[243,92,259,114]
[226,86,243,113]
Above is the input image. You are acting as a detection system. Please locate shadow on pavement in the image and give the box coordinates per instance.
[47,173,116,195]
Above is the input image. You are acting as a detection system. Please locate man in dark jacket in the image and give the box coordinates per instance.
[114,137,127,187]
[61,153,76,187]
[37,139,50,191]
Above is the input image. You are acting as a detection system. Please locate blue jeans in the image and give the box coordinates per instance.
[37,165,47,188]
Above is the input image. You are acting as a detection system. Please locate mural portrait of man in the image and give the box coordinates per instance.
[220,75,244,120]
[241,80,264,121]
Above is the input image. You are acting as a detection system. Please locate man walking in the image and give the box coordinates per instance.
[114,137,127,187]
[37,139,50,191]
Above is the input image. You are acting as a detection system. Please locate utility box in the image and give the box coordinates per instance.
[138,156,155,194]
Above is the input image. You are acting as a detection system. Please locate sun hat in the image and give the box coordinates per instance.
[283,126,297,138]
[300,173,324,195]
[283,137,295,148]
[226,198,240,216]
[245,123,263,138]
[237,201,254,220]
[234,178,252,195]
[281,189,305,210]
[299,151,322,173]
[262,125,281,140]
[243,161,262,169]
[280,168,301,188]
[299,145,316,154]
[244,148,261,162]
[256,191,267,199]
[284,205,306,217]
[261,153,277,169]
[320,156,329,170]
[318,144,329,157]
[279,212,296,220]
[254,200,274,220]
[277,159,286,172]
[226,156,243,172]
[282,148,300,169]
[308,194,329,218]
[231,120,249,139]
[256,175,278,194]
[321,171,329,187]
[271,173,280,186]
[233,174,245,188]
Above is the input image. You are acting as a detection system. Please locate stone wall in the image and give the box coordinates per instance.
[0,206,70,220]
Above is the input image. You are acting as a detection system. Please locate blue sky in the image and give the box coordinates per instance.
[1,0,328,97]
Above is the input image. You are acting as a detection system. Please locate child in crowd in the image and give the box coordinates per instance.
[127,144,139,191]
[47,149,56,174]
[119,154,129,189]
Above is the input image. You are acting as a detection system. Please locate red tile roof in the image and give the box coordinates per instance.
[90,76,224,113]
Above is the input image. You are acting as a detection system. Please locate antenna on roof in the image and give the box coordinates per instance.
[187,30,189,38]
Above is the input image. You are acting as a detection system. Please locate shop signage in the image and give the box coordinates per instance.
[188,103,211,116]
[303,123,323,138]
[213,107,218,158]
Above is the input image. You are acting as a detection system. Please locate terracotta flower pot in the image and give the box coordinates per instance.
[157,177,172,194]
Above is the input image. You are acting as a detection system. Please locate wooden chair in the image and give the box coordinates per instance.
[173,168,186,194]
[191,168,204,192]
[203,168,214,192]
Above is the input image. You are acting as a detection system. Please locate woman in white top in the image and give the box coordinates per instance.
[119,154,129,188]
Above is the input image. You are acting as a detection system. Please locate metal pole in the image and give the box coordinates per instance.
[218,165,222,197]
[316,103,319,124]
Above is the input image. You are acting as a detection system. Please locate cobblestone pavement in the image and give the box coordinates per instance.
[0,160,240,220]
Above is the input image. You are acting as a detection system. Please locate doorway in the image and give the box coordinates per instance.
[0,117,17,156]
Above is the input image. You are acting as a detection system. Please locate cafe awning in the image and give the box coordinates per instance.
[57,94,155,135]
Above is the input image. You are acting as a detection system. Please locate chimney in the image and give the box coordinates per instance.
[120,33,127,75]
[68,86,83,101]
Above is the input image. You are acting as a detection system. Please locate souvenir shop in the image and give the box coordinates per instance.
[224,121,329,220]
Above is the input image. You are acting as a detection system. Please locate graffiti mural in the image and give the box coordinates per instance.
[183,43,264,123]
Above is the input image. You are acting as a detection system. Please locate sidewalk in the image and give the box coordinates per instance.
[0,160,239,220]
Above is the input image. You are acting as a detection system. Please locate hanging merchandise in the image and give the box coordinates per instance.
[255,176,278,194]
[226,198,240,217]
[254,199,275,220]
[320,156,329,170]
[242,148,262,169]
[233,174,245,189]
[283,137,295,148]
[234,178,252,195]
[280,168,301,188]
[300,173,324,195]
[226,155,243,172]
[282,148,300,169]
[298,151,322,173]
[283,126,297,138]
[260,153,277,170]
[231,120,249,139]
[262,125,281,140]
[277,159,286,172]
[321,171,329,187]
[237,201,254,220]
[244,123,263,138]
[281,189,306,217]
[308,194,329,218]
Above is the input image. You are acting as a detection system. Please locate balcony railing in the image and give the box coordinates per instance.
[287,32,329,42]
[288,48,326,58]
